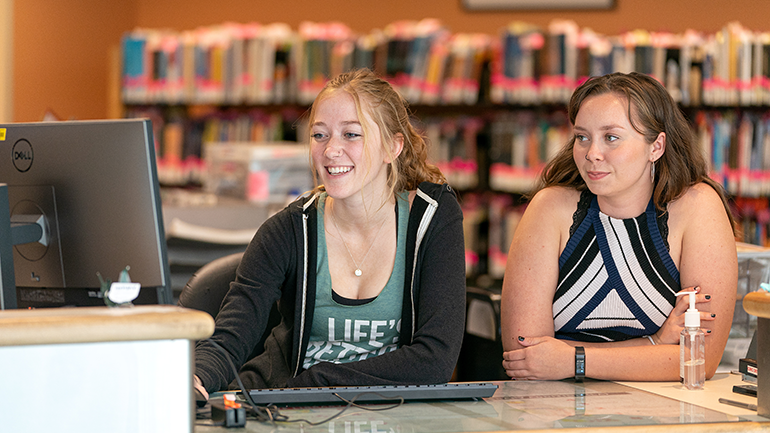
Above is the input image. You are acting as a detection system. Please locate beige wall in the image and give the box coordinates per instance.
[133,0,770,35]
[12,0,770,122]
[12,0,135,122]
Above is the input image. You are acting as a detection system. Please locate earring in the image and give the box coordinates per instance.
[651,160,656,183]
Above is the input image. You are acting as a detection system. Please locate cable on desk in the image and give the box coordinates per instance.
[203,338,404,427]
[206,339,284,424]
[280,393,404,426]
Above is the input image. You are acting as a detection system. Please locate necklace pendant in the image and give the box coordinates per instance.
[354,269,362,277]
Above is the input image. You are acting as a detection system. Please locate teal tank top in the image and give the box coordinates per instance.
[303,192,408,370]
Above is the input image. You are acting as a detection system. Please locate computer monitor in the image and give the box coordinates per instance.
[0,119,171,309]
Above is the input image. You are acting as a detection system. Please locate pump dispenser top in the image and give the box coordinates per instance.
[676,291,700,328]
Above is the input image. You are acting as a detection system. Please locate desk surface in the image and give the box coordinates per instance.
[195,374,768,433]
[617,372,758,418]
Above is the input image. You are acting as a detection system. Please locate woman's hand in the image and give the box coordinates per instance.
[653,286,715,344]
[193,375,209,401]
[502,336,576,380]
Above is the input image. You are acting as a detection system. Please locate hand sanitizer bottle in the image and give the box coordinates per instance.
[676,291,705,390]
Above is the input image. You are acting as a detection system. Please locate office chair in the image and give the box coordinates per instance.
[178,251,280,359]
[455,286,509,381]
[178,252,244,319]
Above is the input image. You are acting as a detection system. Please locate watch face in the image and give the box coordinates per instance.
[575,347,585,381]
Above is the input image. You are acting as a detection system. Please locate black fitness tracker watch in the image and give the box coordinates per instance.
[575,346,585,382]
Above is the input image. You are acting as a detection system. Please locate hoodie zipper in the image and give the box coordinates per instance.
[409,188,439,339]
[293,195,318,377]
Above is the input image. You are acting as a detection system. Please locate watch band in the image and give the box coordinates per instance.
[575,346,585,382]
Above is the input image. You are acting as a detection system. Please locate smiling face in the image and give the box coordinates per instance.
[310,90,393,203]
[572,92,665,216]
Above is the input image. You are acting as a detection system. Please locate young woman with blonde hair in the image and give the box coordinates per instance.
[194,68,466,396]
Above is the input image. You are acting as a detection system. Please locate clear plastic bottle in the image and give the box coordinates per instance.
[677,291,705,390]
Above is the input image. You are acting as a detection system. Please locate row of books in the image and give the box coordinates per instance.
[488,110,571,192]
[484,108,770,197]
[423,116,483,190]
[122,20,770,107]
[485,194,525,279]
[696,110,770,198]
[137,104,770,199]
[126,106,305,186]
[491,21,770,106]
[732,196,770,246]
[121,19,488,106]
[122,23,297,105]
[458,192,526,278]
[130,108,486,190]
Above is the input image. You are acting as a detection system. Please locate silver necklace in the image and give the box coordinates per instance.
[330,207,388,277]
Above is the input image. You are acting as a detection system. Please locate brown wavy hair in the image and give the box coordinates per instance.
[535,72,735,232]
[308,68,445,197]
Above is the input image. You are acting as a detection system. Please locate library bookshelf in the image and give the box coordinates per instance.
[120,18,770,281]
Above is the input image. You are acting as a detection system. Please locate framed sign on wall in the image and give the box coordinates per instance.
[463,0,614,10]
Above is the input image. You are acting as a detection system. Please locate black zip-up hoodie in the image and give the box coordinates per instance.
[195,182,466,392]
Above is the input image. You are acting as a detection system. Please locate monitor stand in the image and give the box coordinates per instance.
[0,184,15,309]
[0,183,49,309]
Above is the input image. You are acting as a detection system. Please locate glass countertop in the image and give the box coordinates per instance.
[196,379,767,432]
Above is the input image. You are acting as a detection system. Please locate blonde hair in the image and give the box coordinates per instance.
[308,69,445,198]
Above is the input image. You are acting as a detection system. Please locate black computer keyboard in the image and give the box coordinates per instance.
[246,382,498,406]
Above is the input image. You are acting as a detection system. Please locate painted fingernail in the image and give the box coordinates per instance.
[711,313,716,318]
[707,330,712,333]
[518,336,525,341]
[705,295,711,300]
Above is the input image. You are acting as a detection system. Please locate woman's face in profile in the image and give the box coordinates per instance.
[572,92,655,206]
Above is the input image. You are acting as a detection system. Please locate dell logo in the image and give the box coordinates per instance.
[12,139,33,172]
[15,150,32,160]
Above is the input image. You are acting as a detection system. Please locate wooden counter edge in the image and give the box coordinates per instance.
[0,305,215,347]
[743,291,770,319]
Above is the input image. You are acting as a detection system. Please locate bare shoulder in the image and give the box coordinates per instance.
[668,182,728,221]
[514,187,582,250]
[530,186,581,208]
[527,186,582,221]
[667,182,733,262]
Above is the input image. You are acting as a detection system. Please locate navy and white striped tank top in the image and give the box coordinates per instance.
[553,190,680,342]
